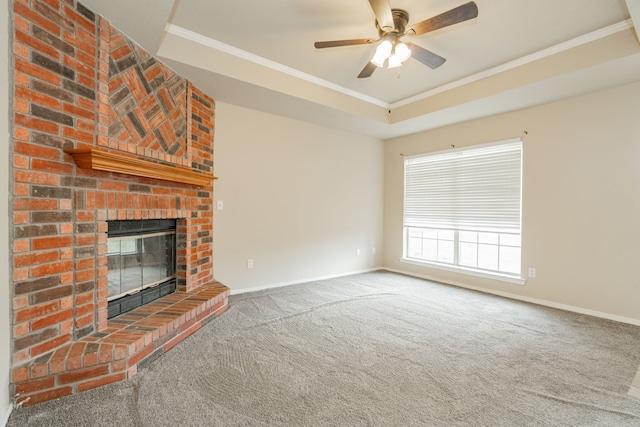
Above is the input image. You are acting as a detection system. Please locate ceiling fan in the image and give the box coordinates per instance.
[314,0,478,78]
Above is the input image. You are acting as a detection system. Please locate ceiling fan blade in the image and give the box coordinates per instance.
[368,0,395,32]
[314,39,374,49]
[357,61,377,79]
[407,1,478,37]
[406,43,446,69]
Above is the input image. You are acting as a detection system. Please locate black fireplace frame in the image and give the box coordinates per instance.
[106,219,177,319]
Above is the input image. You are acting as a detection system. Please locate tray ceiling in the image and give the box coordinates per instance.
[82,0,640,138]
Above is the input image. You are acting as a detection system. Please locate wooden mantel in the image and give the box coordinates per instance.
[64,148,217,186]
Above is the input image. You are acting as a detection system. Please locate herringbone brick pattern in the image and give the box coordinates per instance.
[108,28,187,160]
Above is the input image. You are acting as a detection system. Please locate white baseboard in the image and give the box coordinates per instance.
[383,267,640,327]
[630,367,640,399]
[228,267,382,295]
[1,403,12,427]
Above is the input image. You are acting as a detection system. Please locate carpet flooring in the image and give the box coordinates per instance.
[7,271,640,426]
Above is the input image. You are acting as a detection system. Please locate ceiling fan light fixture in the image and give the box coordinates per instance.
[387,42,411,68]
[316,1,479,78]
[388,54,403,68]
[394,42,411,62]
[371,40,392,67]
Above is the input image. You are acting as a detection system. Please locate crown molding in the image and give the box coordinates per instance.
[164,24,389,109]
[392,20,634,109]
[164,20,633,114]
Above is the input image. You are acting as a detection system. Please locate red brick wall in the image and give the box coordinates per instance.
[11,0,215,369]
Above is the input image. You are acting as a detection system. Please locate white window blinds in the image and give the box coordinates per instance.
[404,139,522,233]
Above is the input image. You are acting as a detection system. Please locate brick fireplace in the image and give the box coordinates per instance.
[10,0,229,406]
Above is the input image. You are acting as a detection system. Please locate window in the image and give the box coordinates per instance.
[403,139,522,279]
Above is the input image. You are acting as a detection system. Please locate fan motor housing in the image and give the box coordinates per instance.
[377,9,409,36]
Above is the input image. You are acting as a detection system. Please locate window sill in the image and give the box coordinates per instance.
[400,257,526,285]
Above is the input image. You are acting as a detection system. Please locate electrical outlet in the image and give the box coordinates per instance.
[372,247,376,255]
[356,249,361,256]
[528,267,536,278]
[247,259,253,269]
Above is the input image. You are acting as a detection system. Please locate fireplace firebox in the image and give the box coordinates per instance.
[107,219,177,318]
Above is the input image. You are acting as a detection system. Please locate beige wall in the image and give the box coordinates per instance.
[213,102,384,292]
[384,81,640,324]
[1,0,12,423]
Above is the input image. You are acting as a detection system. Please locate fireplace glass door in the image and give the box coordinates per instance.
[107,219,177,318]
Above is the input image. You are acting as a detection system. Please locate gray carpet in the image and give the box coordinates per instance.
[8,271,640,426]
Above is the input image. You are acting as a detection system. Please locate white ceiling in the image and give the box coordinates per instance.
[83,0,640,139]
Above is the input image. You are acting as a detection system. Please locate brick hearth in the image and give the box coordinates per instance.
[13,282,228,407]
[10,0,227,406]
